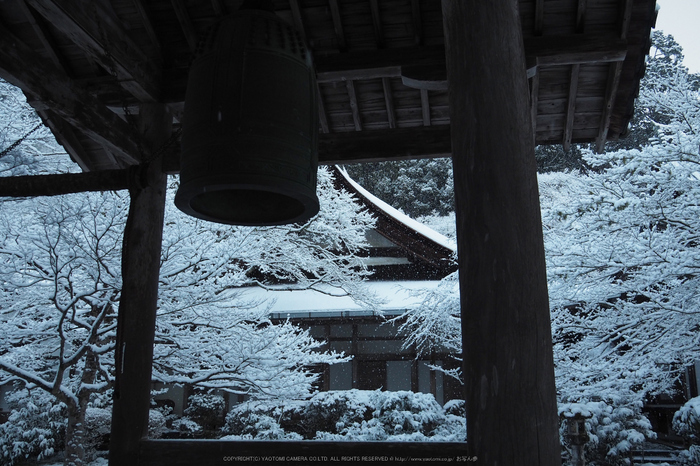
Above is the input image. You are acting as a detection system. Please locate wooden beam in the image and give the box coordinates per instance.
[171,0,198,52]
[139,440,468,465]
[318,125,451,164]
[315,36,627,84]
[0,22,143,165]
[0,168,133,197]
[564,64,580,151]
[26,0,161,102]
[162,126,451,172]
[527,34,627,67]
[346,80,362,131]
[442,0,560,463]
[109,104,170,465]
[382,77,396,129]
[328,0,346,52]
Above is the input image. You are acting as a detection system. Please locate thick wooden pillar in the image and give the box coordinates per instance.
[109,104,171,466]
[442,1,560,464]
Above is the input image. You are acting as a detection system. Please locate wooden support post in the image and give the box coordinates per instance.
[442,1,560,464]
[109,104,171,466]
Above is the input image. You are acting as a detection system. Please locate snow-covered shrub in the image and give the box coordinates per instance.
[223,390,465,441]
[84,407,112,460]
[183,392,226,432]
[222,407,302,440]
[0,389,66,465]
[673,397,700,465]
[559,399,654,466]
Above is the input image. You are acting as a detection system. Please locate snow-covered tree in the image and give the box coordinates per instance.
[0,82,377,465]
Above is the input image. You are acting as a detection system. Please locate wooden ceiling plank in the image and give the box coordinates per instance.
[411,0,423,45]
[328,0,347,52]
[0,22,143,165]
[25,0,161,103]
[170,0,199,52]
[369,0,384,48]
[420,88,430,126]
[131,0,163,54]
[563,64,580,151]
[289,0,307,43]
[18,0,70,72]
[346,79,362,131]
[382,77,396,129]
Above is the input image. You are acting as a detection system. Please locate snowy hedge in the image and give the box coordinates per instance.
[222,390,465,441]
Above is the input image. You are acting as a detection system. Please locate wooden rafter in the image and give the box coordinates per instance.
[131,0,162,54]
[289,0,307,42]
[210,0,226,16]
[576,0,588,32]
[317,85,330,134]
[0,21,142,165]
[346,80,362,131]
[26,0,161,103]
[382,77,396,129]
[171,0,198,52]
[18,0,69,72]
[535,0,544,35]
[329,0,346,52]
[563,64,580,151]
[595,0,633,152]
[530,73,540,139]
[420,89,431,126]
[369,0,384,48]
[411,0,423,45]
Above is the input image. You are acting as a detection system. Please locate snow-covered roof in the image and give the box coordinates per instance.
[337,167,457,253]
[240,281,441,319]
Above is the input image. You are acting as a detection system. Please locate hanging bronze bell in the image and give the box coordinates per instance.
[175,7,319,226]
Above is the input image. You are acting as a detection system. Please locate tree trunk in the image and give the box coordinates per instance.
[64,402,87,466]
